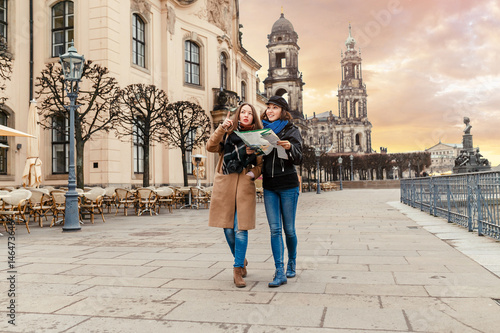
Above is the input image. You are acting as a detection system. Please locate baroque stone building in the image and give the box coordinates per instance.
[425,142,462,174]
[0,0,264,187]
[300,24,373,154]
[263,12,304,119]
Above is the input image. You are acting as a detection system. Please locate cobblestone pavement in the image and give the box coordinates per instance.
[1,189,500,332]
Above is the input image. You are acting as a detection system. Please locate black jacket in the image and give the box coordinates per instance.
[262,122,303,179]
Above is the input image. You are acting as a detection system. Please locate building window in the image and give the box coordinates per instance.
[276,52,286,68]
[185,41,200,85]
[0,0,7,39]
[51,1,74,58]
[0,110,7,174]
[52,116,69,174]
[241,81,246,102]
[132,14,145,68]
[133,122,144,174]
[185,128,196,175]
[220,53,228,90]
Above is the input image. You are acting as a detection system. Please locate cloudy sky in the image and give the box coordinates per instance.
[239,0,500,166]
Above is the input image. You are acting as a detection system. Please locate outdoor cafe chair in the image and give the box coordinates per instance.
[80,188,106,224]
[28,189,53,227]
[0,189,32,233]
[155,187,174,213]
[102,187,117,213]
[114,188,136,216]
[174,187,189,208]
[190,186,210,209]
[49,190,67,227]
[135,188,157,216]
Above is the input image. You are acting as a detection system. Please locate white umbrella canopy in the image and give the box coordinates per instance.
[0,124,34,137]
[21,100,43,188]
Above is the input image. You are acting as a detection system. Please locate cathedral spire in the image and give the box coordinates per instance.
[345,23,356,50]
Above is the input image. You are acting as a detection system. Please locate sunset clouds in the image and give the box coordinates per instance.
[239,0,500,165]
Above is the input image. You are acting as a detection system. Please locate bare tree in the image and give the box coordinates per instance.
[162,101,211,186]
[112,84,169,187]
[35,60,119,188]
[0,36,13,105]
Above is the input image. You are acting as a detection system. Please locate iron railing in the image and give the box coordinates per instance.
[401,171,500,240]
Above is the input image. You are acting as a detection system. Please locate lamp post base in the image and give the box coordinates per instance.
[63,191,81,232]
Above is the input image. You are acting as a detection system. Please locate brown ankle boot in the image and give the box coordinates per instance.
[242,258,248,278]
[233,267,246,288]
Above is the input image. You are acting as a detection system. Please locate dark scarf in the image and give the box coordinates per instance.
[222,132,256,174]
[238,122,255,131]
[263,119,288,134]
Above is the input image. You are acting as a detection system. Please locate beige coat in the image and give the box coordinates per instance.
[207,125,262,230]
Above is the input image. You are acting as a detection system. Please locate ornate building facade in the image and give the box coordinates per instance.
[426,142,462,174]
[0,0,264,187]
[263,12,304,119]
[299,24,373,154]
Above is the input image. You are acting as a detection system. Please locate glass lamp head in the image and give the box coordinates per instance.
[59,43,85,81]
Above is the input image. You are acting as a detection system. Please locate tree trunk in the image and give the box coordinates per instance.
[76,139,85,189]
[307,170,311,191]
[143,140,150,187]
[181,149,188,186]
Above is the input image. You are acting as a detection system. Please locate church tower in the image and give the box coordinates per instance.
[263,12,305,119]
[337,24,372,153]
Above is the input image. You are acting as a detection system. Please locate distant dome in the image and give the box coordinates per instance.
[271,13,295,33]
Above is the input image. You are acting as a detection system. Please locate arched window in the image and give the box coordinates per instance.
[220,53,228,90]
[132,14,145,68]
[355,133,361,146]
[0,110,8,174]
[241,81,246,102]
[0,0,7,39]
[51,1,74,57]
[185,41,200,85]
[52,116,69,174]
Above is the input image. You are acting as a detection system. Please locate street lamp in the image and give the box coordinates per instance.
[315,147,321,194]
[59,42,85,232]
[350,154,354,181]
[338,156,343,190]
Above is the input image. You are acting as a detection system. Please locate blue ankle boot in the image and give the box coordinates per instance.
[268,268,287,288]
[286,259,296,278]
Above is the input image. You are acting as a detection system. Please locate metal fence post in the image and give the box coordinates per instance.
[467,174,473,232]
[447,182,451,223]
[477,175,483,236]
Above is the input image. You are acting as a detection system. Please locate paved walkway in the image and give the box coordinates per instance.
[2,189,500,332]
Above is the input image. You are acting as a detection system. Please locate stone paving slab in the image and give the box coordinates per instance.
[2,188,500,332]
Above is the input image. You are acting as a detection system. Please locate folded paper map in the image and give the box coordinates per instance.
[234,129,288,159]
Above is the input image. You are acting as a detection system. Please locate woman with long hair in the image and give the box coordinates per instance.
[261,96,303,287]
[206,103,263,288]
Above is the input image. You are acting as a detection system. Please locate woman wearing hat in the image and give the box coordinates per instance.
[206,103,263,288]
[261,95,303,287]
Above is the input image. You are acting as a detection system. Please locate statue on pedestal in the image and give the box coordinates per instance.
[453,117,491,173]
[463,117,471,134]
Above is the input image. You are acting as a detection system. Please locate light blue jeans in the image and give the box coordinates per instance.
[264,187,299,269]
[223,211,248,268]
